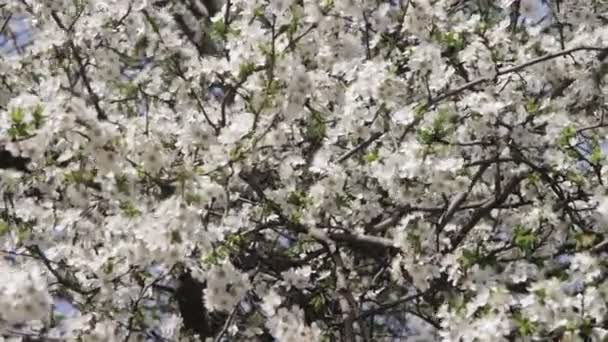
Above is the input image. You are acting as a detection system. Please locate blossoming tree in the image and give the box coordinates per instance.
[1,0,608,341]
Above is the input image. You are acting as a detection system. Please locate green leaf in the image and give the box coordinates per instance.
[117,82,139,98]
[557,125,576,148]
[203,246,228,265]
[65,169,96,186]
[433,31,466,52]
[525,98,539,114]
[304,111,327,143]
[16,223,31,245]
[320,0,334,11]
[290,210,303,223]
[202,234,243,265]
[7,107,32,139]
[71,0,85,10]
[334,194,351,209]
[0,220,9,236]
[213,21,227,35]
[527,172,540,185]
[321,334,334,342]
[185,192,202,205]
[533,288,546,303]
[364,149,379,163]
[513,226,538,254]
[447,293,466,315]
[591,143,603,164]
[229,145,244,162]
[104,260,114,274]
[32,105,45,128]
[311,293,326,313]
[212,20,228,39]
[416,127,435,145]
[10,107,25,124]
[287,190,309,208]
[579,317,594,337]
[443,31,465,50]
[115,174,130,195]
[7,127,21,140]
[119,200,141,218]
[460,248,478,269]
[416,108,455,146]
[565,170,585,186]
[575,232,597,250]
[414,103,427,119]
[514,312,538,336]
[407,233,422,253]
[239,62,257,79]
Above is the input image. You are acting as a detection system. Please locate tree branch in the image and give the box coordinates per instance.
[0,149,30,172]
[448,170,528,252]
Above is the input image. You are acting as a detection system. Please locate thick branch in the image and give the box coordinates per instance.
[27,245,99,296]
[448,170,528,252]
[0,149,30,172]
[436,164,490,232]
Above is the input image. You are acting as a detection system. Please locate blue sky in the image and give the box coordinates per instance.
[0,15,31,55]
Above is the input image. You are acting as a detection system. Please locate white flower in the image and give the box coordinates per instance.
[0,264,52,326]
[594,195,608,226]
[133,0,148,11]
[266,306,322,341]
[409,43,442,73]
[569,252,601,283]
[204,262,251,312]
[160,314,182,339]
[89,320,123,341]
[268,0,291,15]
[281,266,312,290]
[393,105,415,125]
[506,261,539,284]
[95,149,121,175]
[218,112,255,145]
[261,289,283,316]
[140,143,166,174]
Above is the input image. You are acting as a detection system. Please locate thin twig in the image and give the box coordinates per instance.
[213,303,239,342]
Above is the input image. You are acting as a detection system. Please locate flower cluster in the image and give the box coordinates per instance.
[0,0,607,340]
[0,263,52,328]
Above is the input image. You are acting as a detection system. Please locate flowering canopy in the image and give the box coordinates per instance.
[1,0,608,341]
